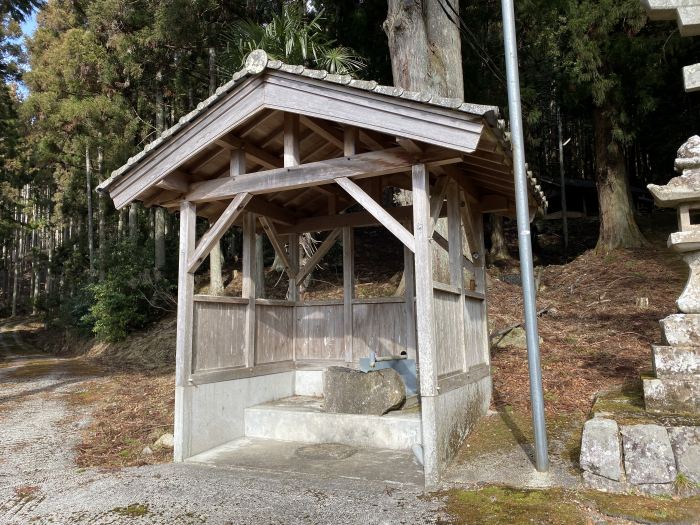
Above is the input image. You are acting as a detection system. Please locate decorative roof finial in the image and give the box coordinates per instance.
[245,50,269,75]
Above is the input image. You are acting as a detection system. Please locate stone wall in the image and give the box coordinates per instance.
[580,417,699,495]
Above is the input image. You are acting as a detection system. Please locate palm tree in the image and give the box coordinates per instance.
[218,4,365,78]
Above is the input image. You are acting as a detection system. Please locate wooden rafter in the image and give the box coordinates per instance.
[300,116,344,150]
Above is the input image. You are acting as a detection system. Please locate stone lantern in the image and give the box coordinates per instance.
[646,136,700,415]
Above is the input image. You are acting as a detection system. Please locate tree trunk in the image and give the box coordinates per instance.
[209,240,224,295]
[97,146,106,280]
[384,0,463,282]
[383,0,463,98]
[129,203,139,241]
[592,106,646,253]
[154,77,167,277]
[85,146,95,278]
[488,214,511,263]
[155,209,166,275]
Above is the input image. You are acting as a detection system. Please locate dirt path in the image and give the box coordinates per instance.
[0,321,444,524]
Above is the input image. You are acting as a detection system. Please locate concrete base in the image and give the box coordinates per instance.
[244,396,422,450]
[186,437,425,486]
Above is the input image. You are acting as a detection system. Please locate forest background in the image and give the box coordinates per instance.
[1,0,698,341]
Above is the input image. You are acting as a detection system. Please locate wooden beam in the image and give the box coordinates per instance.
[143,189,177,208]
[296,228,342,283]
[480,194,510,214]
[185,147,462,203]
[187,192,252,273]
[359,129,385,150]
[335,176,416,253]
[396,137,424,155]
[216,136,283,170]
[343,227,354,363]
[277,203,447,234]
[156,170,190,193]
[260,216,291,271]
[429,176,450,235]
[246,196,298,225]
[301,115,344,150]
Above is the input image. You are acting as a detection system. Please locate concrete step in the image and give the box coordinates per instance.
[652,345,700,377]
[244,396,422,450]
[643,376,700,415]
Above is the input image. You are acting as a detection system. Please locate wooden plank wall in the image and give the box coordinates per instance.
[352,300,408,361]
[192,295,413,373]
[255,304,295,364]
[433,289,465,377]
[464,297,488,368]
[295,303,344,360]
[192,300,247,371]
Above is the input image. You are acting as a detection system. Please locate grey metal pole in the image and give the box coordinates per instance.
[500,0,549,472]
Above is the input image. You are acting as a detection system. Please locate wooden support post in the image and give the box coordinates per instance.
[287,233,299,301]
[448,182,468,372]
[343,227,354,364]
[285,112,300,301]
[412,163,439,487]
[403,231,417,361]
[174,201,196,462]
[284,113,300,167]
[412,164,438,393]
[242,212,257,367]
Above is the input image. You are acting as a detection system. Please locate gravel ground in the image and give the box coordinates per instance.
[0,323,445,524]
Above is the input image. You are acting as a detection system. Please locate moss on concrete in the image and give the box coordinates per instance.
[112,503,150,518]
[443,487,700,525]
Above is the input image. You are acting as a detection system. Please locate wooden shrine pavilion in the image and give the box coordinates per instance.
[98,50,547,487]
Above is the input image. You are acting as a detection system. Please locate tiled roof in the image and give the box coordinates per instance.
[99,49,546,208]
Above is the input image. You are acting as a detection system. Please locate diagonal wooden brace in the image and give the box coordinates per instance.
[295,228,342,283]
[335,176,416,253]
[187,192,252,274]
[259,216,292,273]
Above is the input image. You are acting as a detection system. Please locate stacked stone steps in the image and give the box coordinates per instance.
[643,314,700,415]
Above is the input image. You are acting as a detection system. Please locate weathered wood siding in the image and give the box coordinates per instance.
[295,303,344,360]
[192,299,247,371]
[464,297,488,367]
[255,304,295,364]
[352,300,408,361]
[433,289,465,377]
